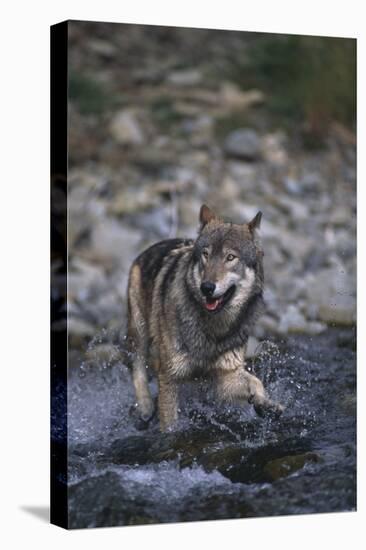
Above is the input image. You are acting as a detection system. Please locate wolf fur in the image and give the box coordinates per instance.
[126,204,284,431]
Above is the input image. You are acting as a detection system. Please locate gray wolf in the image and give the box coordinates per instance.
[126,204,284,431]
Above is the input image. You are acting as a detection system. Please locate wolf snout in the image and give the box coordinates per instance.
[200,281,216,297]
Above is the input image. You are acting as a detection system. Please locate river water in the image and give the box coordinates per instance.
[64,327,356,528]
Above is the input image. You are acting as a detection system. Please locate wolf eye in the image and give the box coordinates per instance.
[226,254,236,262]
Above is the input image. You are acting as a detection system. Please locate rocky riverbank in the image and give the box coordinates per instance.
[65,23,356,357]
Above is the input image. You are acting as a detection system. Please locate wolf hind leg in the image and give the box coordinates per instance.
[127,263,155,427]
[132,356,155,422]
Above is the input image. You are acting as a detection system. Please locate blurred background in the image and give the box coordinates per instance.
[66,21,356,357]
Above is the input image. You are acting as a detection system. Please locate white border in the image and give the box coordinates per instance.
[0,1,363,548]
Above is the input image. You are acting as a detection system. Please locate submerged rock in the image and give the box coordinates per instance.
[68,472,157,528]
[263,452,320,481]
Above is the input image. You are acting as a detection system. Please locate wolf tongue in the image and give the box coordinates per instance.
[205,298,220,311]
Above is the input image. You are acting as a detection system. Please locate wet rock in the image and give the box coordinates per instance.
[336,329,356,351]
[217,441,315,484]
[223,128,261,161]
[109,109,145,145]
[68,471,157,528]
[263,452,320,481]
[197,446,247,473]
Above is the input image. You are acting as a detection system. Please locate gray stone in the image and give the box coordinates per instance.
[300,171,324,192]
[89,219,142,265]
[278,305,308,334]
[283,177,303,196]
[68,258,106,302]
[68,318,96,337]
[278,305,326,335]
[219,84,264,111]
[305,266,356,326]
[167,69,203,86]
[275,196,309,221]
[223,129,261,160]
[108,188,158,215]
[318,297,356,326]
[110,109,145,145]
[261,131,288,166]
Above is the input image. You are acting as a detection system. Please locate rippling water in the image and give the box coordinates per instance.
[60,328,356,528]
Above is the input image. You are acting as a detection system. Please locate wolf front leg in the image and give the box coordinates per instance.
[216,363,284,419]
[157,372,179,432]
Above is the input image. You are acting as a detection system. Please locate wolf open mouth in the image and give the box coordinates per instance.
[204,285,236,312]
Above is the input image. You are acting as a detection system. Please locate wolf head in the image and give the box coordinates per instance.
[187,204,263,314]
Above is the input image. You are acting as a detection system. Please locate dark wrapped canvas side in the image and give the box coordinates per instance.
[50,20,68,529]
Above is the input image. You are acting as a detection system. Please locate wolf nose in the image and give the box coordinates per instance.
[200,281,216,297]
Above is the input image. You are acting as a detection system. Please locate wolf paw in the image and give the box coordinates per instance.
[253,400,284,420]
[129,402,156,430]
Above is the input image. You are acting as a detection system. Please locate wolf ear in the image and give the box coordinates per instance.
[199,204,217,228]
[248,211,262,232]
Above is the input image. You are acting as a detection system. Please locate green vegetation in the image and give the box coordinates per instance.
[245,35,356,141]
[69,71,118,114]
[150,96,185,132]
